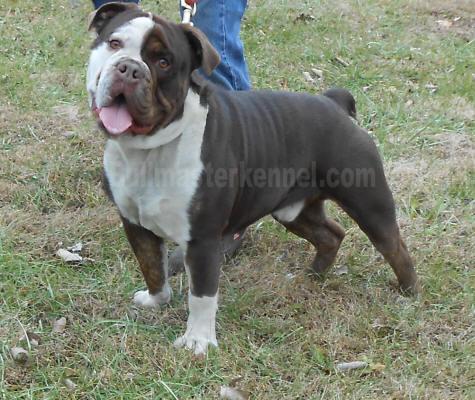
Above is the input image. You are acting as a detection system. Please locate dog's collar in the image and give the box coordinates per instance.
[113,89,206,150]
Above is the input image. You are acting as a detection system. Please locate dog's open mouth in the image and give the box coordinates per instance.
[94,94,154,136]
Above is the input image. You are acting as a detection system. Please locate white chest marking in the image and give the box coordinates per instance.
[103,90,208,246]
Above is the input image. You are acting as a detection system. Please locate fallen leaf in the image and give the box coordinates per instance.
[303,71,315,84]
[64,378,77,391]
[11,347,29,364]
[425,83,438,93]
[67,242,83,253]
[336,361,368,371]
[371,363,386,372]
[19,331,41,347]
[436,19,453,29]
[311,68,323,79]
[52,317,67,333]
[220,386,250,400]
[56,248,83,263]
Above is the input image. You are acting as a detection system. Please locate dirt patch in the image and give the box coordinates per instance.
[386,130,474,246]
[0,101,91,146]
[414,0,475,40]
[414,0,475,16]
[447,96,475,121]
[388,131,474,196]
[0,205,119,259]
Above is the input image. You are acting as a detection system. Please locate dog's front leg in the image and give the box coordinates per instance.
[121,217,172,307]
[174,238,222,355]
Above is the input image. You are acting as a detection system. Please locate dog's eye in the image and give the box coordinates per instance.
[158,58,170,69]
[109,39,122,50]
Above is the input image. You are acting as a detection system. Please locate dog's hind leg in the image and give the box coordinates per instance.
[334,183,421,295]
[274,199,345,276]
[121,217,172,307]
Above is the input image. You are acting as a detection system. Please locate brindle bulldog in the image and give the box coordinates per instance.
[87,3,420,355]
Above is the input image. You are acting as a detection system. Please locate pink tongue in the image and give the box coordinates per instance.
[99,102,133,135]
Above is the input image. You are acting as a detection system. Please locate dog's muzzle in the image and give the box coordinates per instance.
[94,57,155,136]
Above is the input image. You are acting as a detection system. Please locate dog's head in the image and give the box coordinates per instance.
[86,2,219,136]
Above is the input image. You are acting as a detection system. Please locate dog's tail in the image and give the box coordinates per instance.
[323,88,357,119]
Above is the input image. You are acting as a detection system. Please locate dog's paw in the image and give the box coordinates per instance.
[174,330,217,355]
[133,285,172,308]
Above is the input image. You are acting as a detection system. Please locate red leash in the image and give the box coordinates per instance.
[181,0,197,25]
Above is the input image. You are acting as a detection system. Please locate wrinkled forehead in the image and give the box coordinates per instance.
[92,12,179,50]
[93,16,153,50]
[114,17,155,47]
[93,10,150,43]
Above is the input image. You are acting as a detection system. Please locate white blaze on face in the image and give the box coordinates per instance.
[86,16,155,108]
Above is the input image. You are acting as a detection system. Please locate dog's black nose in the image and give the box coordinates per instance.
[116,60,145,82]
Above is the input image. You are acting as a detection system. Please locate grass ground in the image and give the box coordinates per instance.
[0,0,474,398]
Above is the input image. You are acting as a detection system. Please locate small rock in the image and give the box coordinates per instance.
[11,347,29,364]
[52,317,67,333]
[220,386,250,400]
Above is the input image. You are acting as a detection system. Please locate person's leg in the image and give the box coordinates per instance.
[190,0,251,91]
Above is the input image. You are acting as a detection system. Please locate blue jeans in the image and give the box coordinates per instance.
[189,0,251,90]
[92,0,251,91]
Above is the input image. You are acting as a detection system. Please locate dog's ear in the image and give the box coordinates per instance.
[88,2,139,33]
[181,25,220,75]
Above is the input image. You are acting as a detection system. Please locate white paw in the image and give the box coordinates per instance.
[174,292,218,355]
[133,285,172,308]
[174,330,217,355]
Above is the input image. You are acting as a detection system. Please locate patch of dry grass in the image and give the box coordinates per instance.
[1,0,474,399]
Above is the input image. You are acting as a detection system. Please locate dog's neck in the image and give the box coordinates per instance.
[112,89,206,151]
